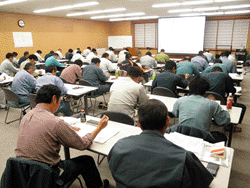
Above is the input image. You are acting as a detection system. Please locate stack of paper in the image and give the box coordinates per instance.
[60,117,79,125]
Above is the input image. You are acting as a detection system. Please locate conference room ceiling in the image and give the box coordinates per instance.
[0,0,249,21]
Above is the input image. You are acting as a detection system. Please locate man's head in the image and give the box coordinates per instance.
[24,51,29,57]
[36,85,61,113]
[45,65,57,75]
[74,60,83,67]
[128,67,142,83]
[77,48,80,51]
[28,54,38,63]
[205,49,210,53]
[211,66,223,72]
[87,47,91,50]
[109,47,114,51]
[92,48,97,55]
[92,58,101,67]
[53,53,59,59]
[13,52,18,58]
[198,51,203,56]
[165,60,176,73]
[50,50,54,54]
[58,49,62,52]
[102,53,109,59]
[146,51,152,56]
[6,53,14,61]
[160,49,165,53]
[221,50,230,57]
[24,62,36,74]
[138,99,169,133]
[214,58,222,64]
[37,50,42,54]
[189,76,210,96]
[125,53,132,60]
[184,56,191,61]
[68,49,73,53]
[76,50,82,54]
[125,48,129,52]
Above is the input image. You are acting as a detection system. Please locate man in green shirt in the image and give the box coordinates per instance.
[155,49,169,63]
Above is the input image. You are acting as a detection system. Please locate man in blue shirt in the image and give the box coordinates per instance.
[176,56,200,77]
[36,66,72,116]
[45,53,65,67]
[152,60,189,96]
[191,51,209,72]
[173,76,230,132]
[11,63,36,105]
[220,50,236,73]
[82,58,110,95]
[202,58,228,75]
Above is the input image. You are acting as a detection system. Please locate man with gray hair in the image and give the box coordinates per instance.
[11,63,37,105]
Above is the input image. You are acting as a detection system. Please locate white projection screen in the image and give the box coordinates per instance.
[158,16,206,54]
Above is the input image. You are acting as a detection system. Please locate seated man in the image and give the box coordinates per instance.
[100,53,116,75]
[12,52,19,68]
[108,99,213,188]
[140,51,157,69]
[202,66,236,98]
[71,50,85,63]
[44,50,54,61]
[155,49,169,63]
[86,48,98,64]
[152,60,189,96]
[45,53,65,67]
[11,63,36,105]
[34,50,44,62]
[117,48,129,64]
[83,46,91,57]
[0,53,19,76]
[65,49,73,61]
[172,76,230,132]
[36,66,73,116]
[220,50,236,73]
[15,84,109,188]
[108,67,148,118]
[82,58,110,95]
[120,53,145,72]
[20,54,38,70]
[191,51,209,72]
[203,49,215,63]
[106,47,117,63]
[202,58,228,75]
[176,56,200,77]
[55,48,64,59]
[18,51,29,65]
[61,60,83,84]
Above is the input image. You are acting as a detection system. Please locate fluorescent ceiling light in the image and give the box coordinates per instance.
[110,16,159,22]
[214,0,239,2]
[91,12,145,19]
[182,0,213,5]
[193,7,220,11]
[152,3,181,8]
[179,13,202,17]
[225,10,250,14]
[0,0,27,6]
[168,9,192,13]
[34,1,99,13]
[202,11,224,15]
[221,4,250,9]
[67,8,126,17]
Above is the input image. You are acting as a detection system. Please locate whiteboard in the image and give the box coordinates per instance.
[108,36,132,49]
[13,32,33,48]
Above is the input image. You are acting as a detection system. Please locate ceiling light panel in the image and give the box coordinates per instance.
[91,12,145,19]
[182,0,213,6]
[168,9,192,13]
[193,7,220,11]
[152,2,181,8]
[225,10,250,14]
[221,4,250,9]
[110,16,159,22]
[34,1,99,13]
[67,8,126,17]
[0,0,27,6]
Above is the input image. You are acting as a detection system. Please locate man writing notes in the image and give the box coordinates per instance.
[100,53,116,75]
[71,50,85,63]
[45,53,65,67]
[61,60,83,84]
[202,58,228,75]
[83,46,91,57]
[36,66,73,116]
[108,67,148,118]
[15,85,110,188]
[0,53,19,76]
[152,60,189,96]
[203,49,215,63]
[18,51,29,65]
[140,51,157,69]
[108,99,213,188]
[34,50,44,62]
[220,50,237,73]
[173,76,230,132]
[155,49,169,63]
[106,47,117,63]
[86,48,98,64]
[11,63,36,105]
[191,51,209,72]
[176,56,200,77]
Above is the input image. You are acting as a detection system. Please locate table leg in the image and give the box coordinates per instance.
[84,95,88,115]
[64,146,70,160]
[227,124,235,147]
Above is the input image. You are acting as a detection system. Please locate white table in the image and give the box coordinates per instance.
[0,77,14,85]
[34,69,45,75]
[64,84,98,114]
[229,73,243,86]
[58,59,69,62]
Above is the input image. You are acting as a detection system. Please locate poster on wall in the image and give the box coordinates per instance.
[108,36,132,49]
[12,32,33,48]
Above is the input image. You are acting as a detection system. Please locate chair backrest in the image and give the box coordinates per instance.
[29,94,37,108]
[79,79,93,87]
[166,124,217,143]
[100,111,134,126]
[82,62,90,65]
[203,91,226,105]
[0,157,58,188]
[2,88,19,106]
[152,87,176,98]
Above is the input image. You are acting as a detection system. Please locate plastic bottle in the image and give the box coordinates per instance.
[152,71,156,80]
[226,93,233,109]
[80,110,86,123]
[115,67,119,79]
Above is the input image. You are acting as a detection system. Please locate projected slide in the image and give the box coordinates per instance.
[158,16,206,54]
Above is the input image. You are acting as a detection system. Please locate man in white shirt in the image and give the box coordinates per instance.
[55,49,64,60]
[12,52,19,68]
[108,66,148,118]
[118,48,129,64]
[34,50,44,62]
[140,51,157,69]
[73,48,80,55]
[106,47,117,63]
[83,47,91,57]
[100,53,116,75]
[86,48,98,64]
[0,53,19,76]
[71,50,85,63]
